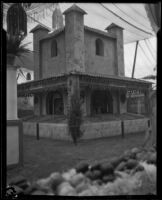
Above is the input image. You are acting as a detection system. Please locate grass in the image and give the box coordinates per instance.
[7,132,146,184]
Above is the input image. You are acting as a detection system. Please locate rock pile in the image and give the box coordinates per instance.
[8,146,156,196]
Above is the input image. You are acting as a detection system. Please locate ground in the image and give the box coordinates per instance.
[7,131,145,184]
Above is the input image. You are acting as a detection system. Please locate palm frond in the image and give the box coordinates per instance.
[7,34,31,57]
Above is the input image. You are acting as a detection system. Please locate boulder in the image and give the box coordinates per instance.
[115,161,126,171]
[125,159,138,170]
[100,163,114,175]
[75,162,89,173]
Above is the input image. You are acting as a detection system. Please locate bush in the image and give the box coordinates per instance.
[67,93,83,145]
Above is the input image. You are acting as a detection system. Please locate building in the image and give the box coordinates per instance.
[18,4,151,117]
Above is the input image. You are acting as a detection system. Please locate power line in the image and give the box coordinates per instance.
[138,42,155,72]
[128,4,148,20]
[144,39,156,62]
[112,3,152,33]
[100,3,153,36]
[147,38,156,52]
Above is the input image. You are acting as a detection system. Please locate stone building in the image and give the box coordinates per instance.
[18,4,151,117]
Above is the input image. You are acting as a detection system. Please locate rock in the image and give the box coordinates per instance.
[57,182,76,196]
[85,171,93,180]
[70,173,85,187]
[78,189,93,196]
[50,172,65,191]
[23,183,39,195]
[90,163,101,171]
[75,162,89,173]
[115,161,126,171]
[102,174,115,183]
[91,170,102,180]
[36,177,51,189]
[31,190,46,195]
[16,181,30,190]
[9,176,27,186]
[133,164,145,173]
[131,147,141,154]
[100,163,114,175]
[147,152,156,165]
[76,182,90,193]
[125,159,138,169]
[110,157,123,168]
[12,185,24,195]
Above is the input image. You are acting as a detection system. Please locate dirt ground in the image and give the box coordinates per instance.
[7,132,145,184]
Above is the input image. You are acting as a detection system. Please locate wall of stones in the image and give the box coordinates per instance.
[23,118,149,140]
[84,31,116,76]
[41,32,66,78]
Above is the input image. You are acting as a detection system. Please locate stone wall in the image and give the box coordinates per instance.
[23,122,37,136]
[124,118,148,134]
[41,32,66,78]
[23,118,148,140]
[84,31,116,76]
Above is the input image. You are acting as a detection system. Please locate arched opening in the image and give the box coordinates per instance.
[26,72,31,80]
[46,91,63,115]
[91,90,113,114]
[95,38,104,56]
[51,39,58,57]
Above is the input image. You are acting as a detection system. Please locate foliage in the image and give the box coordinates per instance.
[7,34,31,57]
[67,93,83,145]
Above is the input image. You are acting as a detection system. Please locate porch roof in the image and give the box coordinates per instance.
[18,72,152,96]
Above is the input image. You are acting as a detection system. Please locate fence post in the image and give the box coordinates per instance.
[36,123,39,140]
[121,120,124,138]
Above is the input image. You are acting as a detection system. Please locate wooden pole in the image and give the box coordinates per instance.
[131,41,139,78]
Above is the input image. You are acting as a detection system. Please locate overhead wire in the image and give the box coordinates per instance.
[138,42,155,73]
[100,3,153,36]
[128,4,148,20]
[112,3,152,32]
[144,39,156,61]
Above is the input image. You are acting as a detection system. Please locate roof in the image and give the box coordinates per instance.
[105,23,124,31]
[63,4,87,15]
[40,27,65,41]
[84,26,116,39]
[70,71,152,85]
[30,24,51,33]
[18,71,151,87]
[40,25,116,42]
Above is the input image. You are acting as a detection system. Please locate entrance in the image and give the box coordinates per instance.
[46,91,64,115]
[91,90,113,114]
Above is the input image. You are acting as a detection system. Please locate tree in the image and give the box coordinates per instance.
[67,93,83,145]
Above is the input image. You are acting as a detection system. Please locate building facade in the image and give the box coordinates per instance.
[18,4,151,117]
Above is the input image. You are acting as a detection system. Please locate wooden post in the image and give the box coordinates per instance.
[131,41,139,78]
[36,123,39,140]
[121,120,124,138]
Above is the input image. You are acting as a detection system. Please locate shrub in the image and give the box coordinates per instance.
[67,93,83,145]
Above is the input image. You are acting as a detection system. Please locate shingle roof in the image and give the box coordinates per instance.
[63,4,87,15]
[30,24,51,33]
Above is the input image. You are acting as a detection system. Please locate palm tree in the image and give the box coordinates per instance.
[7,33,31,66]
[7,33,32,81]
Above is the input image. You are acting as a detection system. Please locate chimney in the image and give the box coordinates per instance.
[63,4,87,72]
[105,23,125,76]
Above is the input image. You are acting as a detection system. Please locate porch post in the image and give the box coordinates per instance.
[67,74,80,114]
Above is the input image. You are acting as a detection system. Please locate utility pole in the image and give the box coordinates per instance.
[131,41,139,78]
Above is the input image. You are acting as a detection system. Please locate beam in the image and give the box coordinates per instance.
[131,41,139,78]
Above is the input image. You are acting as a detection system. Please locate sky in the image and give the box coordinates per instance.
[3,3,157,83]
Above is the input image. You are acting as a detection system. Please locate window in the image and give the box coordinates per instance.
[95,38,104,56]
[26,72,31,80]
[51,39,58,57]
